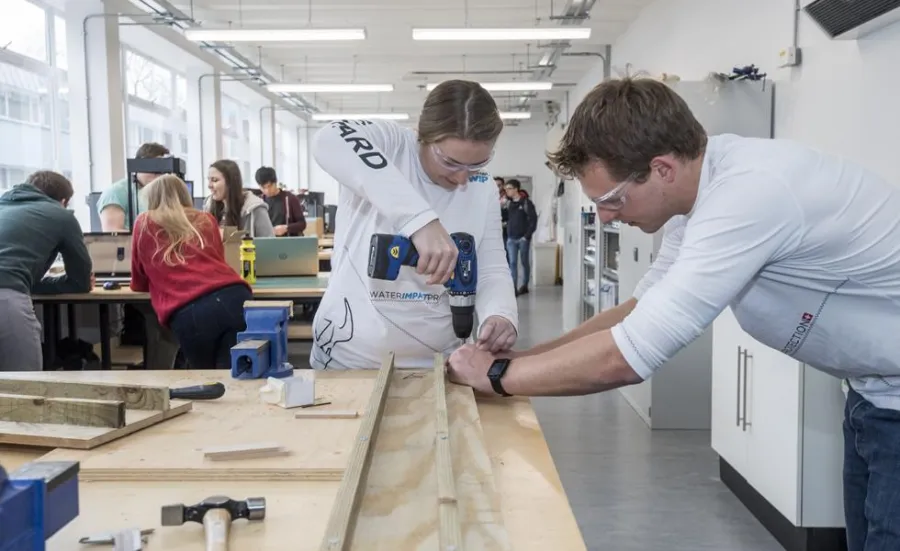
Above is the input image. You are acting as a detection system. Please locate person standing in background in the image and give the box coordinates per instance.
[505,178,537,296]
[255,166,307,236]
[98,142,170,231]
[0,171,92,370]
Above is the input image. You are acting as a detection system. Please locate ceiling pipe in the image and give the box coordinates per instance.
[129,0,318,114]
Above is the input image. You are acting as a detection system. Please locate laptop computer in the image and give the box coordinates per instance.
[255,236,319,277]
[84,233,132,283]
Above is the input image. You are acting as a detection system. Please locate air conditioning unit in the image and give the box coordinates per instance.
[802,0,900,40]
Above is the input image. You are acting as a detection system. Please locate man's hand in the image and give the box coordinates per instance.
[446,344,495,394]
[476,316,517,352]
[90,273,96,288]
[274,225,288,237]
[409,219,458,286]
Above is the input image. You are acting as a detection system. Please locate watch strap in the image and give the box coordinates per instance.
[488,358,512,397]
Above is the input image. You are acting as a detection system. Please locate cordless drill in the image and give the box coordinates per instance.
[368,232,477,339]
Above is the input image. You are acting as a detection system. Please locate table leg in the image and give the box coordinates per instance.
[67,304,77,339]
[99,304,111,371]
[42,304,59,371]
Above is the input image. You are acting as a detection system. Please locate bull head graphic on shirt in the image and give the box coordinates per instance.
[313,297,355,369]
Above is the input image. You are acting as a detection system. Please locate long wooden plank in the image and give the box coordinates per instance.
[434,354,463,550]
[0,379,169,411]
[0,400,191,449]
[319,352,396,551]
[0,393,125,428]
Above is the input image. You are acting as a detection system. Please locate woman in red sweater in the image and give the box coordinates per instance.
[131,174,252,369]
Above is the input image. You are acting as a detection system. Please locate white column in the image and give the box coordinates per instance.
[186,66,220,194]
[65,0,126,226]
[269,102,277,166]
[298,124,310,190]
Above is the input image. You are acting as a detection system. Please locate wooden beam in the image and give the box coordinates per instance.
[319,352,395,551]
[0,393,126,428]
[0,379,169,411]
[434,353,463,550]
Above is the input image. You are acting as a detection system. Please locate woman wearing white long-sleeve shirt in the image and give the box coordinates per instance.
[309,80,518,370]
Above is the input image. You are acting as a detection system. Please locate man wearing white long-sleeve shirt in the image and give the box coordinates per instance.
[447,77,900,551]
[310,80,518,370]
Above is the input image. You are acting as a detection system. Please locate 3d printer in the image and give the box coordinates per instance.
[124,156,187,229]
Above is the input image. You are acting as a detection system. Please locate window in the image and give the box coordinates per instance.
[122,48,187,162]
[1,0,47,62]
[179,134,188,156]
[54,15,67,70]
[221,95,252,182]
[0,63,58,191]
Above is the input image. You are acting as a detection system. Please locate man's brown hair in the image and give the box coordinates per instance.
[418,80,503,145]
[27,171,74,203]
[548,78,707,182]
[135,142,170,159]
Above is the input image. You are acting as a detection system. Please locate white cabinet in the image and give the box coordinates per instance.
[711,308,845,529]
[617,224,713,430]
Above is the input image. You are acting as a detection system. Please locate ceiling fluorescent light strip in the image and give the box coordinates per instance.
[267,83,394,93]
[426,81,553,92]
[183,28,366,42]
[499,112,532,120]
[312,113,410,121]
[412,28,590,41]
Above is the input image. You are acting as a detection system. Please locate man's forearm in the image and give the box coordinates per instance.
[503,329,642,397]
[517,297,636,356]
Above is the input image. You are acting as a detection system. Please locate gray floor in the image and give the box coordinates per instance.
[517,286,783,551]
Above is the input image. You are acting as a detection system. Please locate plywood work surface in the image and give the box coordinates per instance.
[1,370,586,551]
[351,372,511,551]
[41,371,375,481]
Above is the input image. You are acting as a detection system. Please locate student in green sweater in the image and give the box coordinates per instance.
[0,171,92,370]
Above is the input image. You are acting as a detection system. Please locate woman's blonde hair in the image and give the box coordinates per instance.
[418,80,503,145]
[140,174,209,266]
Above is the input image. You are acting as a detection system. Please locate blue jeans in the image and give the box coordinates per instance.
[506,237,531,288]
[168,283,252,369]
[843,387,900,551]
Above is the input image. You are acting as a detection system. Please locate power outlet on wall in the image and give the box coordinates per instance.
[777,46,801,67]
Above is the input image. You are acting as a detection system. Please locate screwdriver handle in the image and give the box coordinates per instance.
[169,382,226,401]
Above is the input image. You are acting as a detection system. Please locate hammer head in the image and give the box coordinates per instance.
[161,496,266,526]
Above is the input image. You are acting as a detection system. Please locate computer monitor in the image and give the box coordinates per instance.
[84,232,132,282]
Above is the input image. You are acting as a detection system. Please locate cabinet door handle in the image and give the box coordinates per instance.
[736,346,742,427]
[742,349,753,431]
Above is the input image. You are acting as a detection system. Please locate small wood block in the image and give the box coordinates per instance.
[0,393,126,428]
[0,379,169,411]
[259,372,315,409]
[202,442,291,461]
[231,340,269,352]
[294,410,359,420]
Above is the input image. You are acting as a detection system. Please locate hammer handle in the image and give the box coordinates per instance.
[203,509,232,551]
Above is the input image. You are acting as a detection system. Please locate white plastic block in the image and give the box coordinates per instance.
[258,372,315,409]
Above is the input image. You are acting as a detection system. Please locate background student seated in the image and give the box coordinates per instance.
[131,174,252,369]
[97,142,170,232]
[255,166,307,236]
[205,159,274,237]
[0,171,92,371]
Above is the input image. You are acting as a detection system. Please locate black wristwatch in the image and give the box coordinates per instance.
[487,358,513,397]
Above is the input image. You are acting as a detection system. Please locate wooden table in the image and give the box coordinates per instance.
[0,370,585,550]
[32,275,331,371]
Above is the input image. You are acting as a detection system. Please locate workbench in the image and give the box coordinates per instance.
[32,275,330,371]
[0,370,586,550]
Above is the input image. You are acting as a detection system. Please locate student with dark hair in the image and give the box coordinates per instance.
[98,142,170,231]
[205,159,274,237]
[255,166,307,236]
[0,171,92,370]
[504,178,537,296]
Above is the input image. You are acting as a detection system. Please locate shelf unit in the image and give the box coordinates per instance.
[580,208,599,322]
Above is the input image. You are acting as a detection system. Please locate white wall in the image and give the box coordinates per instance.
[308,121,556,214]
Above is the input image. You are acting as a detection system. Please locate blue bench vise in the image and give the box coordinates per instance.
[0,461,79,551]
[231,300,294,380]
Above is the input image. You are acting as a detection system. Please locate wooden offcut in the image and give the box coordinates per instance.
[433,354,463,550]
[203,442,291,461]
[0,379,169,411]
[319,352,396,551]
[294,410,359,420]
[0,393,126,428]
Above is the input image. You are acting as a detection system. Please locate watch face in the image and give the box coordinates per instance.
[488,359,510,380]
